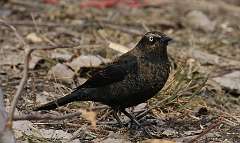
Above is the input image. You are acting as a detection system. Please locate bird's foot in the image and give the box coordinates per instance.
[121,109,152,138]
[112,110,126,128]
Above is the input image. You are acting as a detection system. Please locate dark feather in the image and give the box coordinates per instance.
[77,54,137,89]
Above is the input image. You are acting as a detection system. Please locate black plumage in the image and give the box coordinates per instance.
[34,31,172,136]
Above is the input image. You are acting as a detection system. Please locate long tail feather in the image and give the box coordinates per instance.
[33,89,89,111]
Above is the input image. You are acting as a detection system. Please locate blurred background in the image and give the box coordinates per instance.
[0,0,240,142]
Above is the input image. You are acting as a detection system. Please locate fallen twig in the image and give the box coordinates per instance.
[14,105,108,121]
[188,117,223,143]
[14,112,82,121]
[33,122,83,128]
[108,42,131,53]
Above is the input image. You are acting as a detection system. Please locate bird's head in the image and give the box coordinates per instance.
[136,31,172,56]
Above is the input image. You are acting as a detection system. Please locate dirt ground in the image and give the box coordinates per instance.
[0,0,240,143]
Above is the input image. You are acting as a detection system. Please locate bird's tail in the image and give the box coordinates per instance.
[33,89,90,111]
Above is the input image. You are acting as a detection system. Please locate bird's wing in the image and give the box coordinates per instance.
[77,54,137,89]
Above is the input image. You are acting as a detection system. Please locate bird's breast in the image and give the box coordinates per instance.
[137,60,170,91]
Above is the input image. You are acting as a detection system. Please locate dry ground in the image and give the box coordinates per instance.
[0,0,240,142]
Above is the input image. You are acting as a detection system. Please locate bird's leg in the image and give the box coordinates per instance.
[121,109,142,127]
[121,109,152,137]
[112,110,124,127]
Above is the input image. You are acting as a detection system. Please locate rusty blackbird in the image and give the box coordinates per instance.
[34,31,172,135]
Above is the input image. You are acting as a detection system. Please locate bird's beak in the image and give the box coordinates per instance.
[163,36,172,43]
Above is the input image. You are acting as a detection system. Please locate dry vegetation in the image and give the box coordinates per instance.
[0,0,240,142]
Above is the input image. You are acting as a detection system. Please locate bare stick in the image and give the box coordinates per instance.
[14,105,108,121]
[188,117,223,143]
[14,112,82,121]
[0,19,27,47]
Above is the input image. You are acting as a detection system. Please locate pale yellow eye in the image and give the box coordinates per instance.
[149,36,154,42]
